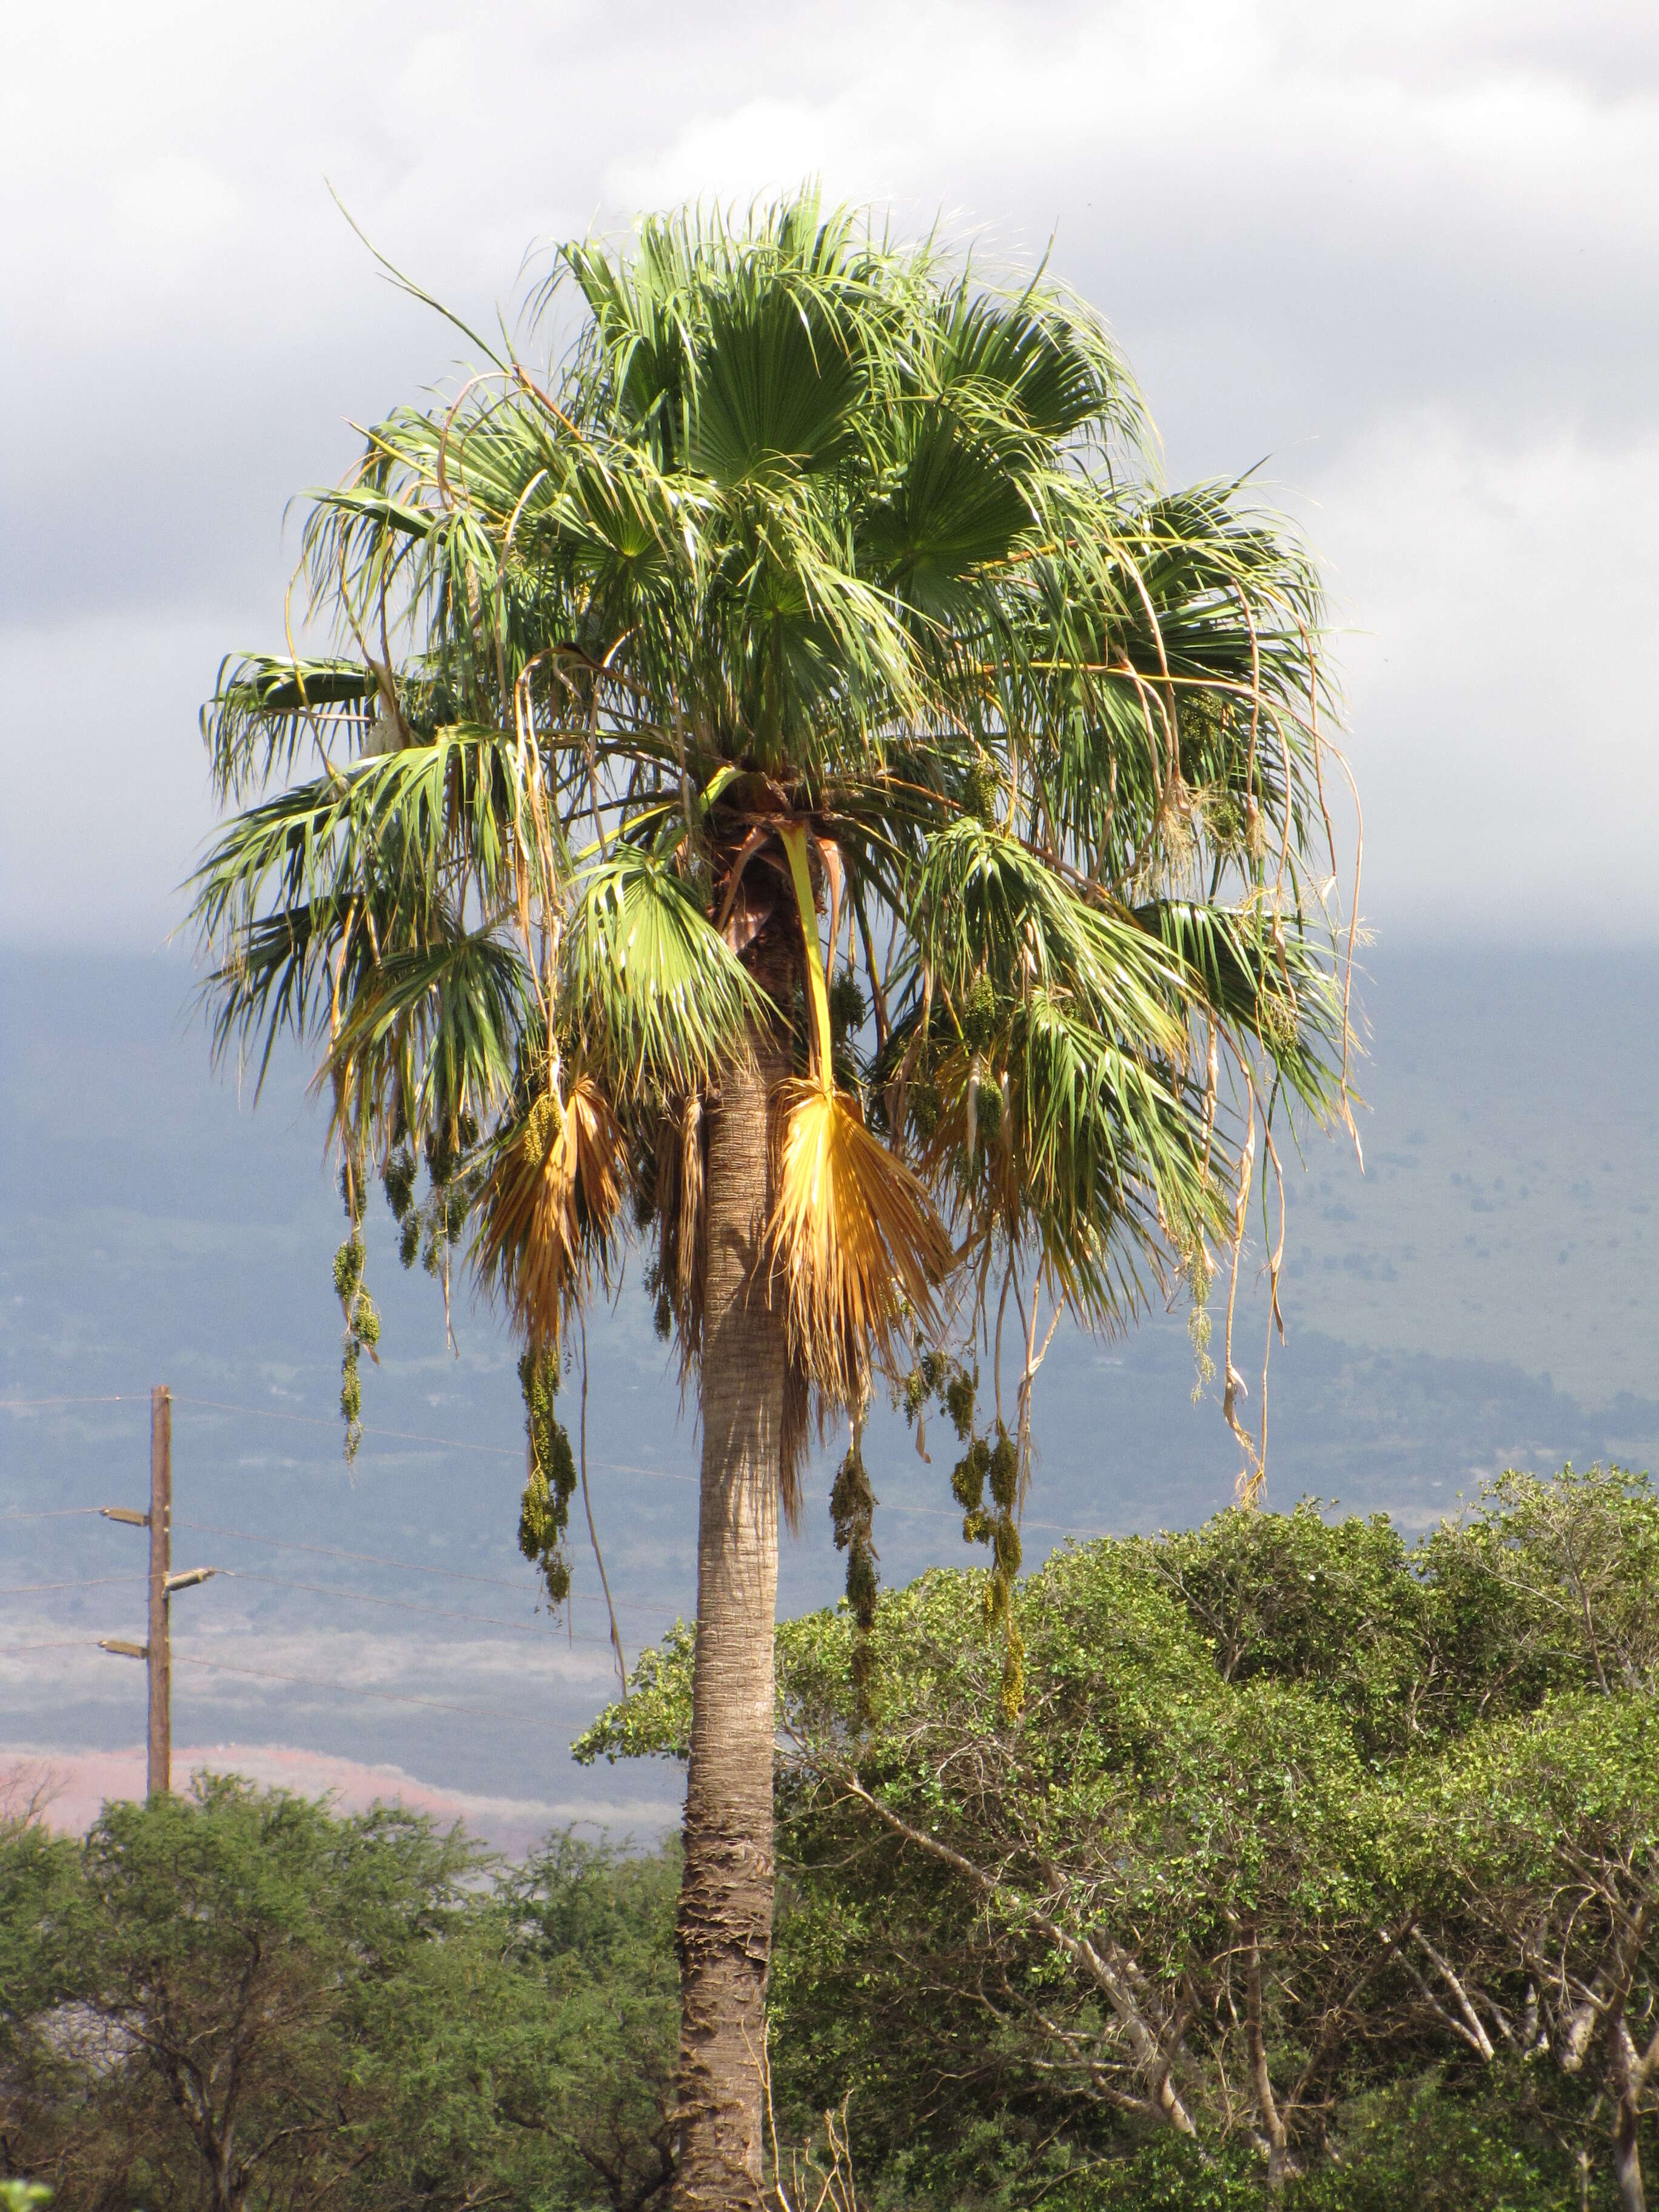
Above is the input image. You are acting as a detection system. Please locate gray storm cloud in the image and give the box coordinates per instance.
[2,0,1654,944]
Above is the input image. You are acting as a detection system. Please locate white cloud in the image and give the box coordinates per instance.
[112,155,241,249]
[1311,417,1659,940]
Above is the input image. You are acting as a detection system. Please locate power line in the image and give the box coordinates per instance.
[169,1394,700,1490]
[169,1650,546,1722]
[0,1577,143,1596]
[2,1641,611,1721]
[0,1639,105,1657]
[172,1394,522,1457]
[5,1564,583,1638]
[172,1520,670,1618]
[166,1395,1096,1532]
[0,1510,107,1524]
[220,1569,637,1646]
[6,1385,1100,1526]
[175,1518,538,1590]
[0,1397,139,1411]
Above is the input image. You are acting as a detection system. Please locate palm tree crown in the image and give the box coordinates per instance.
[198,187,1350,1498]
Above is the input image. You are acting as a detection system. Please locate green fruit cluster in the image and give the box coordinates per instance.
[517,1347,577,1609]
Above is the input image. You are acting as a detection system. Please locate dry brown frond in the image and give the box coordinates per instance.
[652,1093,708,1379]
[917,1045,1022,1208]
[766,1079,951,1411]
[472,1075,629,1348]
[780,1347,812,1533]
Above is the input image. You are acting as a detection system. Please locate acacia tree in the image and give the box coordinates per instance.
[192,190,1353,2211]
[0,1779,480,2212]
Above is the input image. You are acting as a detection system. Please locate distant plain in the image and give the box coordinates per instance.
[2,947,1654,1843]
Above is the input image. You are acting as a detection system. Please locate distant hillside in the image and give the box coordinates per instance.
[2,946,1654,1837]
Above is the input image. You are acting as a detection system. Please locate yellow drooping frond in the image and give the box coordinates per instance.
[472,1075,629,1348]
[767,1078,951,1408]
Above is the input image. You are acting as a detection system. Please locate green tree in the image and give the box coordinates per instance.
[192,187,1353,2208]
[1,1783,683,2212]
[0,1777,480,2212]
[1403,1468,1659,2212]
[583,1471,1659,2206]
[367,1834,682,2211]
[585,1528,1393,2193]
[497,1835,681,2209]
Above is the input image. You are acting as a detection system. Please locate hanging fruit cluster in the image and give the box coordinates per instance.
[830,1428,879,1718]
[332,1154,380,1465]
[900,1352,1026,1720]
[516,1345,577,1607]
[381,1118,477,1311]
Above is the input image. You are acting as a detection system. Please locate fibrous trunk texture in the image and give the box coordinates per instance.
[673,1021,788,2212]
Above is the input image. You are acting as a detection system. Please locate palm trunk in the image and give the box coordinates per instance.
[673,1021,788,2212]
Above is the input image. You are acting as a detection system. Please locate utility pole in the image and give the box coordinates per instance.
[147,1384,171,1797]
[99,1384,216,1800]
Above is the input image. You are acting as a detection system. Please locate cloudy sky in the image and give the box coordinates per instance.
[3,0,1655,948]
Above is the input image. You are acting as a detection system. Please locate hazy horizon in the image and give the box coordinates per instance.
[5,941,1655,1849]
[3,0,1654,1851]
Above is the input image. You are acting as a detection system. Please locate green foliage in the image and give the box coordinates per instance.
[0,1776,483,2210]
[11,1472,1658,2208]
[0,1780,679,2212]
[574,1619,697,1766]
[490,1833,680,2207]
[1292,2068,1602,2211]
[581,1467,1659,2207]
[561,846,766,1102]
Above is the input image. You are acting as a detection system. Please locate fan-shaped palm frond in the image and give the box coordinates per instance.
[561,848,768,1102]
[204,654,378,801]
[324,931,531,1148]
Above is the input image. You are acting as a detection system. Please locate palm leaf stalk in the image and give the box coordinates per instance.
[190,187,1359,2212]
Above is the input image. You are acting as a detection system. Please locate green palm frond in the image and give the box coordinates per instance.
[326,931,532,1145]
[204,654,377,802]
[912,817,1190,1060]
[1141,899,1346,1118]
[193,728,520,936]
[560,848,768,1102]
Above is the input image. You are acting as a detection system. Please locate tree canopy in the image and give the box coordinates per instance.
[583,1466,1659,2210]
[5,1470,1657,2208]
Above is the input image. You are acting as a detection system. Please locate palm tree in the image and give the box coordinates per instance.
[192,190,1355,2212]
